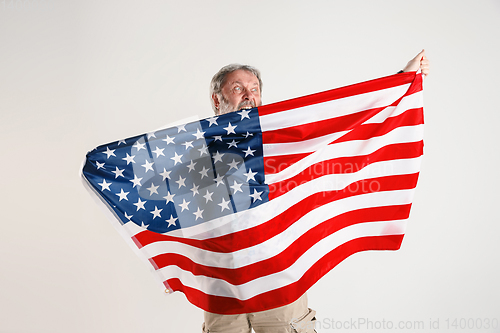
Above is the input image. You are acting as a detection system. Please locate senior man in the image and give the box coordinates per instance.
[202,50,429,333]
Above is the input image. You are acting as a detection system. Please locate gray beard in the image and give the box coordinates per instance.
[217,99,235,115]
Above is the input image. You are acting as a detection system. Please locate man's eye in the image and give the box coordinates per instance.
[234,87,241,92]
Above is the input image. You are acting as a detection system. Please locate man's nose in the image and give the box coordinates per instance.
[242,87,254,99]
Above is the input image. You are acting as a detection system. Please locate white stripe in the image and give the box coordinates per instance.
[262,130,349,159]
[259,83,412,132]
[155,218,408,299]
[363,91,423,124]
[265,124,424,183]
[138,188,414,271]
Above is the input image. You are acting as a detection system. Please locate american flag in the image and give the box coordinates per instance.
[82,71,424,314]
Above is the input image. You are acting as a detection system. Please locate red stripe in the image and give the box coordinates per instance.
[331,108,423,144]
[262,107,383,144]
[133,173,419,251]
[268,141,423,199]
[150,204,411,285]
[165,234,404,314]
[258,72,420,116]
[264,152,312,176]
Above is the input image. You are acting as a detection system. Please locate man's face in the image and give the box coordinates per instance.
[214,69,262,115]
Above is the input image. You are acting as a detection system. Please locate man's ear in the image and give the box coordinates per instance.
[212,93,220,112]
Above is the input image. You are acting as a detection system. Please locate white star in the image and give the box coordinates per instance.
[245,131,253,138]
[130,175,143,188]
[152,146,165,158]
[160,168,171,181]
[133,198,147,211]
[193,128,205,140]
[213,151,224,163]
[98,179,112,191]
[214,174,224,187]
[193,207,204,220]
[199,166,210,179]
[218,198,231,212]
[243,146,256,157]
[96,161,105,169]
[228,159,240,170]
[133,141,146,151]
[177,124,187,133]
[182,140,194,150]
[230,180,243,194]
[116,188,129,201]
[207,116,218,126]
[198,144,209,156]
[147,132,157,139]
[103,147,116,159]
[111,167,125,178]
[243,169,257,182]
[237,109,251,120]
[223,122,237,135]
[124,212,133,220]
[187,160,197,172]
[171,152,183,165]
[190,184,199,196]
[146,183,159,196]
[163,191,175,204]
[163,135,175,145]
[118,139,127,145]
[176,175,186,188]
[214,135,223,142]
[179,199,190,212]
[141,160,155,173]
[227,140,239,149]
[250,189,263,202]
[150,206,163,219]
[166,215,177,227]
[203,190,213,203]
[122,153,136,165]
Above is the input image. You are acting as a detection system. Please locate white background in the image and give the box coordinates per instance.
[1,1,499,332]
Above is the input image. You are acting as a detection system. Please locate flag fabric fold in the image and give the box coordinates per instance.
[81,71,424,314]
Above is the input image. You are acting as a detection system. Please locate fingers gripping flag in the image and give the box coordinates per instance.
[82,72,424,314]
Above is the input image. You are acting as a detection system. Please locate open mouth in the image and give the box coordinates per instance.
[238,102,255,110]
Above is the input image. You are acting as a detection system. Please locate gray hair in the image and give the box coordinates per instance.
[210,64,262,113]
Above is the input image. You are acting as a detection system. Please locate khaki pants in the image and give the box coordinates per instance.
[202,293,316,333]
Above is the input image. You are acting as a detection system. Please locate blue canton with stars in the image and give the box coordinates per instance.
[82,108,269,233]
